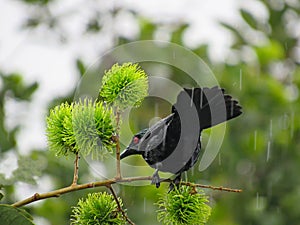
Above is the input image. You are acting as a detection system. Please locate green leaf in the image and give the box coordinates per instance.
[86,19,102,33]
[20,0,51,5]
[0,193,3,201]
[16,208,34,221]
[0,173,13,186]
[20,82,39,101]
[0,124,18,153]
[171,24,189,45]
[240,9,258,29]
[2,73,38,101]
[12,155,47,185]
[219,22,245,47]
[76,59,86,76]
[24,17,40,28]
[0,204,35,225]
[255,39,285,65]
[139,19,157,40]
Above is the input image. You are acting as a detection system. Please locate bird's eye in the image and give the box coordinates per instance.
[133,136,139,144]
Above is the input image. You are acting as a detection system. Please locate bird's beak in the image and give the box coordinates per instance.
[120,147,139,159]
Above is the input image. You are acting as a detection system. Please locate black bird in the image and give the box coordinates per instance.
[120,87,242,187]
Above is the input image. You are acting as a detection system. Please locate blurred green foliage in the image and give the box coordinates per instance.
[0,0,300,224]
[0,73,38,152]
[0,204,35,225]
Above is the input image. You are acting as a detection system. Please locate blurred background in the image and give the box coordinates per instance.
[0,0,300,224]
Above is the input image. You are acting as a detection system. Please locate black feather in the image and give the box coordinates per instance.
[121,87,242,188]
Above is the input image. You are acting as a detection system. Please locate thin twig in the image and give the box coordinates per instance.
[161,179,242,193]
[107,185,135,225]
[180,181,243,193]
[115,110,122,179]
[71,153,80,186]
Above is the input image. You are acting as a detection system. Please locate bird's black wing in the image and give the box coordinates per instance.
[138,114,175,165]
[159,89,202,174]
[140,87,242,174]
[165,87,242,174]
[173,87,242,130]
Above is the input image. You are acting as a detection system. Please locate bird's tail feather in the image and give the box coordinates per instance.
[172,87,242,130]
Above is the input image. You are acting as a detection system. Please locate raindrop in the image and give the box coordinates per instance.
[191,163,195,176]
[236,159,254,175]
[255,192,266,211]
[277,207,280,213]
[184,171,188,182]
[190,88,194,107]
[254,130,257,151]
[266,140,271,162]
[239,69,243,90]
[149,117,161,127]
[280,113,289,130]
[144,197,146,213]
[173,51,176,59]
[268,181,273,197]
[256,192,260,209]
[218,153,222,166]
[200,90,203,108]
[285,84,299,101]
[155,102,159,117]
[209,193,213,205]
[290,112,294,138]
[269,119,273,139]
[285,42,288,50]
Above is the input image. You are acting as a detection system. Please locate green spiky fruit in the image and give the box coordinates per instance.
[46,102,75,156]
[157,186,211,225]
[72,99,116,158]
[46,99,115,158]
[99,63,148,110]
[71,192,126,225]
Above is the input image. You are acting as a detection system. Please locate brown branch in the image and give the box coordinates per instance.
[12,176,241,208]
[12,176,152,208]
[71,153,80,186]
[107,185,135,225]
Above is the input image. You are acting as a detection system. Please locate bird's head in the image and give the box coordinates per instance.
[120,129,147,159]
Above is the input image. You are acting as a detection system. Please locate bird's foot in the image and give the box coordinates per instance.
[168,173,181,192]
[151,169,161,188]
